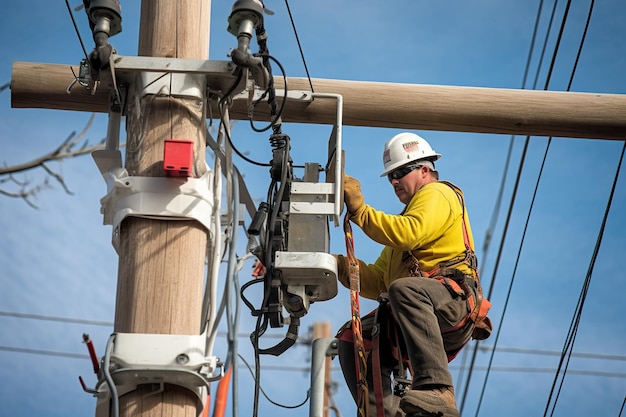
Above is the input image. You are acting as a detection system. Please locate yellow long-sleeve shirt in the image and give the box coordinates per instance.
[342,181,476,300]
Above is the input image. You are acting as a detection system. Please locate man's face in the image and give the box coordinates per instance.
[389,164,430,204]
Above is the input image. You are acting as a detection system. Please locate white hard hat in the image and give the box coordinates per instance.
[380,133,442,177]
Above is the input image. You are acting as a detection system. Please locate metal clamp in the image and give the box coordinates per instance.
[92,333,222,417]
[92,152,214,252]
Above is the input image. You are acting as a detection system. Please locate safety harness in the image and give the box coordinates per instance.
[339,181,492,417]
[400,181,493,356]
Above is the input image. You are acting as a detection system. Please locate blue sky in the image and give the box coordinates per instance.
[1,1,625,417]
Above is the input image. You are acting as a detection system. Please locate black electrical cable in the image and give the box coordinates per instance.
[254,24,283,136]
[248,180,280,417]
[239,352,311,409]
[64,0,90,61]
[468,0,566,413]
[218,99,272,167]
[214,72,265,168]
[284,0,315,94]
[456,0,547,399]
[248,53,289,133]
[469,1,598,416]
[544,141,624,417]
[250,132,293,417]
[543,6,598,416]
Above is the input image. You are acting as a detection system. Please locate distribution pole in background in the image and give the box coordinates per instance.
[312,322,333,417]
[113,1,210,416]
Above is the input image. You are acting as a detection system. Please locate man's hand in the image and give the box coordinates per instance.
[344,175,365,214]
[333,254,350,288]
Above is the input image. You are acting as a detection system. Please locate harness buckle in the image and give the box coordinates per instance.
[393,377,411,397]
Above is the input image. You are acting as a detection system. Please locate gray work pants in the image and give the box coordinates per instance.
[337,276,475,417]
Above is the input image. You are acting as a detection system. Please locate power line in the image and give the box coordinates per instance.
[3,310,625,362]
[477,345,626,362]
[2,344,624,379]
[458,0,547,404]
[0,345,90,360]
[466,2,602,416]
[0,311,113,327]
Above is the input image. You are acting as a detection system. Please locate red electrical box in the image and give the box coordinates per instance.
[163,139,194,177]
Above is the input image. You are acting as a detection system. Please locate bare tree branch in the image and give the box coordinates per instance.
[41,163,74,195]
[0,174,50,208]
[1,81,108,206]
[0,113,103,175]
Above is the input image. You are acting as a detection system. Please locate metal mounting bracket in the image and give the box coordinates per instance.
[93,333,222,417]
[92,151,214,252]
[274,251,338,303]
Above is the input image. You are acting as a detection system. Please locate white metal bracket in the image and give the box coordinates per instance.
[93,150,214,252]
[94,333,222,417]
[274,251,338,302]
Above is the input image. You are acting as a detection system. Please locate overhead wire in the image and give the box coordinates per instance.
[467,0,568,414]
[542,2,601,416]
[3,344,625,380]
[237,353,310,409]
[459,0,557,409]
[468,1,602,416]
[284,0,315,93]
[4,310,626,361]
[63,0,90,61]
[455,0,546,399]
[545,143,624,417]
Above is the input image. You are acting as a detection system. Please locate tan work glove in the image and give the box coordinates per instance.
[333,254,350,288]
[343,175,365,214]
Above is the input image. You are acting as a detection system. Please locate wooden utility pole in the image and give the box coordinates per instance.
[312,322,333,417]
[113,1,210,417]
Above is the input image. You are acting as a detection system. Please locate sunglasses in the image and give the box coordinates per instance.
[387,164,423,182]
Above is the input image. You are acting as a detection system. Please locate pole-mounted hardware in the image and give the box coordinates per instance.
[80,333,223,417]
[227,0,269,89]
[244,93,344,357]
[84,0,122,39]
[93,156,215,253]
[77,0,122,93]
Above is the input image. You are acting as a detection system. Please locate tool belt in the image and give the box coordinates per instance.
[402,249,493,344]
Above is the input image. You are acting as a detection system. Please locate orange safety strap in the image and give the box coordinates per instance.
[344,214,369,417]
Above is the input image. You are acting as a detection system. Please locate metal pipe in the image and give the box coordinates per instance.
[309,337,338,417]
[312,93,344,227]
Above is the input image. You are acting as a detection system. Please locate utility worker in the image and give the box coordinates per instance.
[335,132,491,417]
